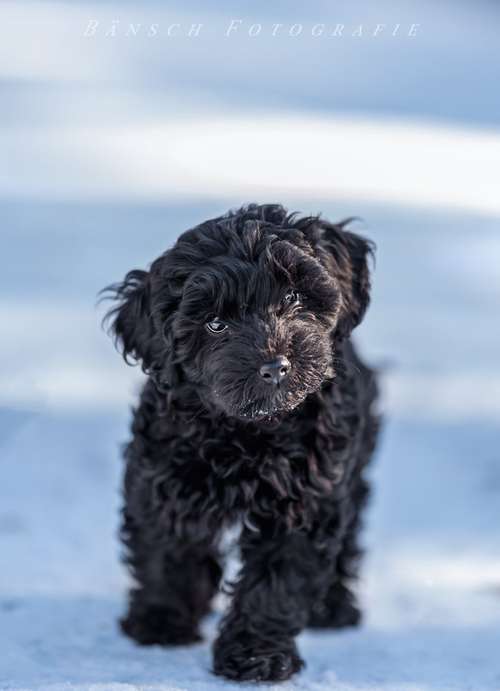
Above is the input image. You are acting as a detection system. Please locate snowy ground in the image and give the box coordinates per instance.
[1,412,500,691]
[1,200,500,691]
[1,1,500,688]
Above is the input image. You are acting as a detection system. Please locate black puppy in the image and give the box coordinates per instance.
[104,204,379,682]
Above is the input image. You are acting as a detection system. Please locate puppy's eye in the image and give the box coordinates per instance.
[283,290,300,307]
[206,318,228,334]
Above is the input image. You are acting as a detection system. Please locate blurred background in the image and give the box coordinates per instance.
[1,1,499,689]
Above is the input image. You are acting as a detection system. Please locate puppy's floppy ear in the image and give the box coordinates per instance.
[318,220,374,339]
[102,269,155,372]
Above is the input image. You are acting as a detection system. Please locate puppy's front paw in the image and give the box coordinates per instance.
[121,604,202,646]
[213,634,304,682]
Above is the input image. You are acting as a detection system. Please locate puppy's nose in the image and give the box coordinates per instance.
[259,356,291,386]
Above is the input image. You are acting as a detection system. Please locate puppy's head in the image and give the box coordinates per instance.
[104,204,373,423]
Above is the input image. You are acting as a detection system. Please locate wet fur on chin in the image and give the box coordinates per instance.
[103,203,380,682]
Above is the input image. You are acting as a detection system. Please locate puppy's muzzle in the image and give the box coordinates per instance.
[259,356,291,386]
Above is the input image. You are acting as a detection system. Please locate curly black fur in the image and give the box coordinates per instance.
[103,203,380,682]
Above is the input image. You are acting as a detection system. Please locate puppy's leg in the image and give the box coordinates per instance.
[309,476,369,629]
[120,511,222,646]
[308,546,362,629]
[213,524,336,682]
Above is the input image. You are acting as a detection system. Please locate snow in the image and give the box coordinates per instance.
[2,0,500,687]
[1,411,499,690]
[1,201,500,690]
[3,116,500,215]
